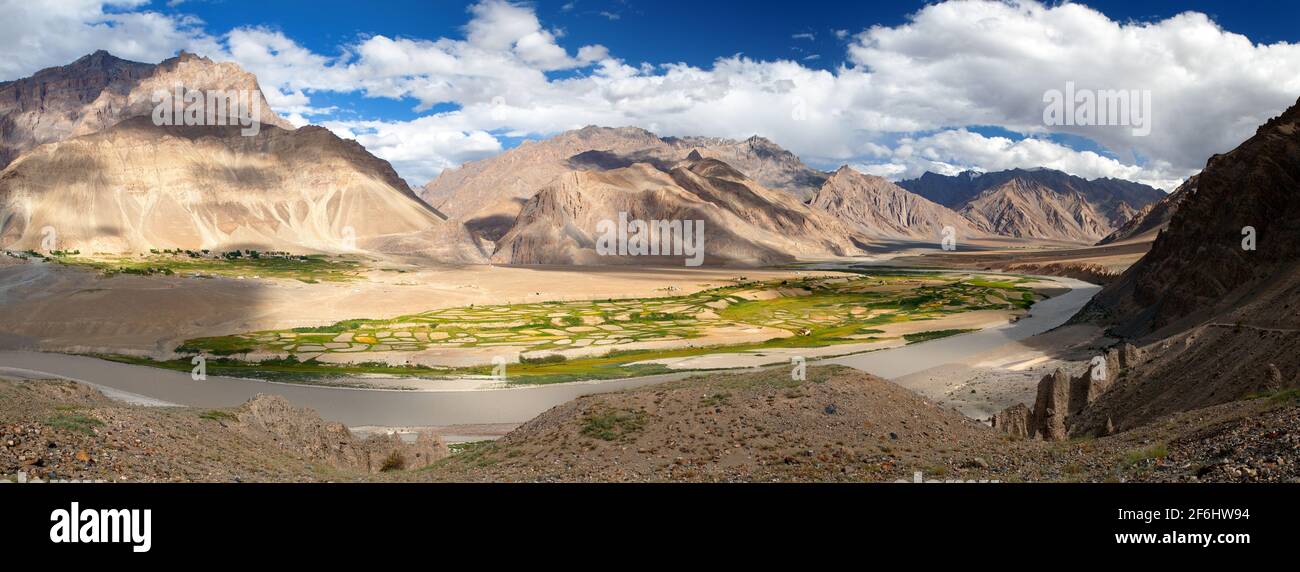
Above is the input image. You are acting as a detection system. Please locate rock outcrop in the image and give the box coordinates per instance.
[990,402,1031,438]
[235,394,446,473]
[994,343,1142,440]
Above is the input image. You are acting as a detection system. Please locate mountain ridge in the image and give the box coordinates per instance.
[899,168,1166,243]
[809,166,987,241]
[491,154,865,266]
[419,126,830,241]
[0,50,292,170]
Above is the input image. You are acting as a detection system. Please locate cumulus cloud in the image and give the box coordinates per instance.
[321,116,503,185]
[859,129,1185,190]
[845,1,1300,179]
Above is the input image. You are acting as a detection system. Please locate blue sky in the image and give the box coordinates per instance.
[160,1,1300,67]
[156,0,1299,124]
[8,1,1300,189]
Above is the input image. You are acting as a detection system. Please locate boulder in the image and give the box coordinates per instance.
[1262,363,1285,393]
[991,403,1031,438]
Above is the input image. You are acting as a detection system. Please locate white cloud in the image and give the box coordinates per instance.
[321,116,503,185]
[845,1,1300,179]
[858,129,1185,190]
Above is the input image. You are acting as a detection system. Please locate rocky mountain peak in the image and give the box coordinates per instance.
[0,50,292,169]
[811,164,983,240]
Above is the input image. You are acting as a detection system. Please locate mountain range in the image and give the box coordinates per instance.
[1,51,1179,266]
[424,123,1170,252]
[809,166,988,241]
[898,169,1166,242]
[492,152,864,266]
[418,126,830,242]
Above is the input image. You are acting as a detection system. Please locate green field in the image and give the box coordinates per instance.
[156,271,1042,385]
[34,250,363,283]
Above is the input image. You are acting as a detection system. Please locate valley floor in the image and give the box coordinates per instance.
[15,239,1266,484]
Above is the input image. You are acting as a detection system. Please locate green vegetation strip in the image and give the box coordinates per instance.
[42,250,362,283]
[112,272,1041,386]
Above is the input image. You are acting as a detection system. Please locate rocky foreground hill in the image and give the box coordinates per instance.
[0,377,445,482]
[6,365,1296,483]
[422,366,1298,483]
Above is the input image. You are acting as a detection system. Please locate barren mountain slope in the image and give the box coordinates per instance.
[0,51,291,169]
[420,126,828,240]
[1096,175,1195,245]
[664,134,828,201]
[0,118,483,261]
[959,177,1114,242]
[491,154,865,266]
[810,166,987,240]
[1064,97,1300,433]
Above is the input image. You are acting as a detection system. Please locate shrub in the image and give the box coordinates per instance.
[380,451,407,472]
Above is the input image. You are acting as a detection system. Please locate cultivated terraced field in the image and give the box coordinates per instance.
[146,271,1042,385]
